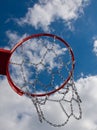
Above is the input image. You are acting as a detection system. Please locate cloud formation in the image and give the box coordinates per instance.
[6,30,27,48]
[17,0,89,31]
[0,75,97,130]
[93,40,97,56]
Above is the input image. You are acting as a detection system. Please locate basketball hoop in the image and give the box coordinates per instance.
[0,33,82,127]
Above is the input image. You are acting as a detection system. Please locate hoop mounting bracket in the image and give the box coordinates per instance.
[0,49,11,75]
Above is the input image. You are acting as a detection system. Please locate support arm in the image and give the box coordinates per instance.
[0,49,11,75]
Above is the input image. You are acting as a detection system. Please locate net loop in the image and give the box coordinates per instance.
[30,78,82,127]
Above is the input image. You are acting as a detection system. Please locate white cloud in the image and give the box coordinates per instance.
[0,77,35,130]
[1,73,97,130]
[6,31,21,46]
[17,0,89,31]
[93,40,97,56]
[6,30,27,48]
[75,76,97,129]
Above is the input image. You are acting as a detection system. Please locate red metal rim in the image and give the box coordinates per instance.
[6,33,75,97]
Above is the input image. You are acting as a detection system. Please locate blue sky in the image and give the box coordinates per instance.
[0,0,97,130]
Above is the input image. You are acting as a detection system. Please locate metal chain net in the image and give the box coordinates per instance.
[30,79,82,127]
[9,35,82,127]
